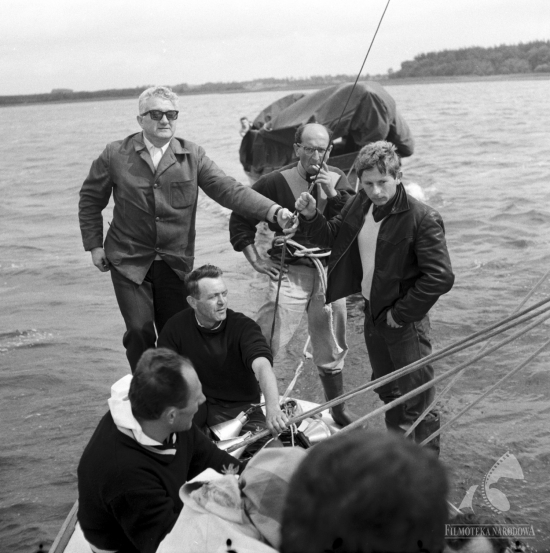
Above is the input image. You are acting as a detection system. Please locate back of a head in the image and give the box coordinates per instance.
[281,429,449,553]
[129,348,190,421]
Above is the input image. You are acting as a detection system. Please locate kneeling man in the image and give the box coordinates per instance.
[77,348,241,553]
[158,264,288,440]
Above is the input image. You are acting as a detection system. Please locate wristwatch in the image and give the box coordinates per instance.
[271,206,283,223]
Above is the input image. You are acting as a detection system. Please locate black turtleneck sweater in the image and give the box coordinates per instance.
[158,308,272,402]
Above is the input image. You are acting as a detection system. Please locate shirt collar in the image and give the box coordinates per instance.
[142,133,171,156]
[195,312,223,331]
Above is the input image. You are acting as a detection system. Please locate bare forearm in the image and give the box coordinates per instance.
[252,359,280,408]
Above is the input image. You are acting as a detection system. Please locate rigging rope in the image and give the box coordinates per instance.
[226,300,550,452]
[268,0,393,348]
[405,266,550,441]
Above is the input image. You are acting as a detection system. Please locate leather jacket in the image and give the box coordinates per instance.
[300,184,454,324]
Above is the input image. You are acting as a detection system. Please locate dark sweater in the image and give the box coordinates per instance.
[229,164,355,253]
[77,412,239,553]
[158,308,272,402]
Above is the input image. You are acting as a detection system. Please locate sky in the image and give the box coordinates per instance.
[2,0,549,96]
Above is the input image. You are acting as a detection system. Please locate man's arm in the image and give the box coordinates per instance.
[157,315,182,352]
[79,146,114,272]
[391,211,455,324]
[319,164,356,219]
[251,357,288,433]
[109,487,180,553]
[295,191,349,249]
[187,423,243,478]
[196,146,293,227]
[229,174,289,281]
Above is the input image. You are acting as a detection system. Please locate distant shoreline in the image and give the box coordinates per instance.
[1,73,549,108]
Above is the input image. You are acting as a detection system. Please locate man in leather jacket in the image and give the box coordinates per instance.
[295,141,454,453]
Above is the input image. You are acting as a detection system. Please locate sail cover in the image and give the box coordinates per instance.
[240,81,414,177]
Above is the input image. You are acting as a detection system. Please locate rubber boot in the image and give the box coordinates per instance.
[318,372,360,427]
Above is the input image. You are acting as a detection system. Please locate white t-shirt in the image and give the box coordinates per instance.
[357,204,384,301]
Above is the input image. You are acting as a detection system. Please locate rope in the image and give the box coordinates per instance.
[337,309,550,434]
[268,236,336,350]
[419,337,550,446]
[225,303,550,452]
[268,243,287,348]
[405,267,550,440]
[280,336,312,404]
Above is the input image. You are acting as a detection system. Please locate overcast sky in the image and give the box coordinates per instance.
[2,0,549,95]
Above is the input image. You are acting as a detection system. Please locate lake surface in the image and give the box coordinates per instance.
[1,79,550,551]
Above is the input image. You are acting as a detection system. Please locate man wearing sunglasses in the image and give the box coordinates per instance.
[229,123,358,427]
[79,86,294,372]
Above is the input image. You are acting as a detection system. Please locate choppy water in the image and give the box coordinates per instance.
[1,79,550,552]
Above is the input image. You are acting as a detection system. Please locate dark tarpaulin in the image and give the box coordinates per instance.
[240,81,414,178]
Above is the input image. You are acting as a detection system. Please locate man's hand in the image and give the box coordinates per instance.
[311,162,337,198]
[91,247,110,272]
[295,192,317,220]
[265,404,289,435]
[276,207,299,238]
[386,310,402,328]
[243,244,288,281]
[251,256,288,281]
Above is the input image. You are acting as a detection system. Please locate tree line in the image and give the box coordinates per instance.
[389,40,550,79]
[0,74,369,107]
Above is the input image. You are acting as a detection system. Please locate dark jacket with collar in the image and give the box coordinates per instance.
[300,184,454,324]
[79,133,276,284]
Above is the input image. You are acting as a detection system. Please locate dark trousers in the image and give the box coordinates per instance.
[363,301,440,448]
[194,398,268,455]
[110,260,188,372]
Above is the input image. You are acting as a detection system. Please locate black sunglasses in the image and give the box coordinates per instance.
[141,110,179,121]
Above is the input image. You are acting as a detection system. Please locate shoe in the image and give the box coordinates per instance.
[385,413,441,457]
[318,372,360,427]
[414,413,441,457]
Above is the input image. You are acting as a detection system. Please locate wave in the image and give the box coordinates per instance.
[0,329,54,353]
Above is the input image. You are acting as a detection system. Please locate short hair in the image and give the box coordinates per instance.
[355,140,401,179]
[185,264,224,298]
[129,348,191,421]
[444,513,511,553]
[294,123,333,144]
[281,429,449,553]
[138,86,179,114]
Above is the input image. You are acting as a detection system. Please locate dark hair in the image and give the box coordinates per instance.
[185,264,224,298]
[129,348,191,421]
[355,140,401,179]
[444,513,511,553]
[294,123,333,144]
[281,429,449,553]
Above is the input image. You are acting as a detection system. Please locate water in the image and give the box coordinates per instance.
[1,79,550,551]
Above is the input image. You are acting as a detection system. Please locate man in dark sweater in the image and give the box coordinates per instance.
[229,123,358,427]
[158,264,288,439]
[77,348,241,553]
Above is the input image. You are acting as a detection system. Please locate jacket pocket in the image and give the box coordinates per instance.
[170,181,195,208]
